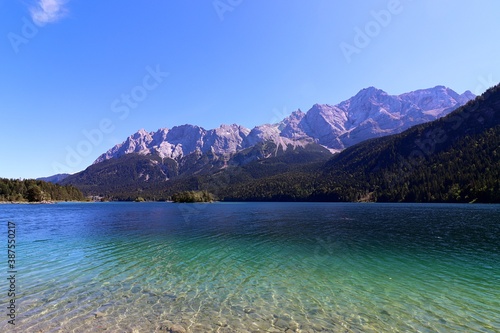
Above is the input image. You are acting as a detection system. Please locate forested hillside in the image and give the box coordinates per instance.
[60,84,499,203]
[223,84,500,203]
[0,178,84,202]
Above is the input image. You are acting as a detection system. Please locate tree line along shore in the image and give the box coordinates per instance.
[0,178,85,203]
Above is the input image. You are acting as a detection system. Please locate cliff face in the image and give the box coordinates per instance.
[94,86,474,164]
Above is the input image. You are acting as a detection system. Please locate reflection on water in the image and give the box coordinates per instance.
[1,202,499,332]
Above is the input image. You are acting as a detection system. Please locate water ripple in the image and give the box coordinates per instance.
[1,202,499,332]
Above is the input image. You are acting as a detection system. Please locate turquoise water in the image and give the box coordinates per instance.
[1,202,499,332]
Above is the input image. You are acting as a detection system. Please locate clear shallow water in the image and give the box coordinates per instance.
[1,202,499,332]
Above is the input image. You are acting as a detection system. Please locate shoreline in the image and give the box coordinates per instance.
[1,200,498,205]
[0,200,90,205]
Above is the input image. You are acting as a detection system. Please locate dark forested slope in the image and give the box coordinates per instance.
[224,84,500,203]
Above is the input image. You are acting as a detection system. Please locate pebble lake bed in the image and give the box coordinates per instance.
[1,202,499,332]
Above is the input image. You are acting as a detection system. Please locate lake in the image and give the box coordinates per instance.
[1,202,499,332]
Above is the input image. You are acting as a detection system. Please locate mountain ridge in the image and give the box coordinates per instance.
[37,173,70,183]
[94,85,474,164]
[59,84,495,202]
[222,83,500,202]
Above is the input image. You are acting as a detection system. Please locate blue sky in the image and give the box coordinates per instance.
[1,0,499,179]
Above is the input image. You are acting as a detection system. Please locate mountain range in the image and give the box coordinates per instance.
[94,86,474,164]
[223,84,500,202]
[58,84,500,203]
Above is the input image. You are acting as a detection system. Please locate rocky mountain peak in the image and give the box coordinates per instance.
[93,86,475,164]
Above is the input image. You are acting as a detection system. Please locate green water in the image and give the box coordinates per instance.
[1,202,499,332]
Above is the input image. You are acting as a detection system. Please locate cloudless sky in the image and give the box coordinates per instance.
[1,0,499,179]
